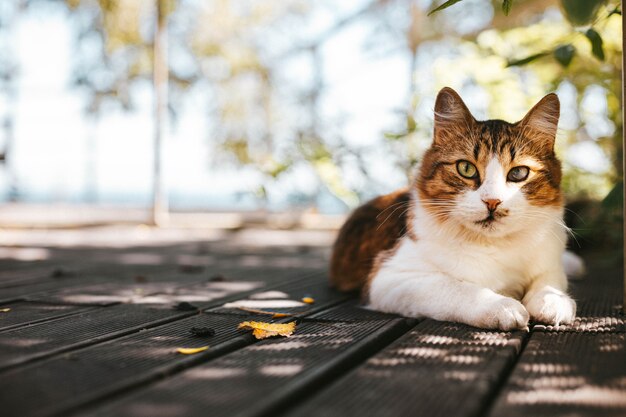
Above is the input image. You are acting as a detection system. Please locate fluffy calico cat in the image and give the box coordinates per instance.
[330,87,584,330]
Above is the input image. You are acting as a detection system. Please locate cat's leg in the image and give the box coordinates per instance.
[523,270,576,326]
[369,270,529,331]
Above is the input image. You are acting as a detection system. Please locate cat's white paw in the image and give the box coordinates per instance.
[470,296,529,331]
[525,288,576,326]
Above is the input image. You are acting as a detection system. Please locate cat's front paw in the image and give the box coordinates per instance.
[525,288,576,326]
[471,296,529,331]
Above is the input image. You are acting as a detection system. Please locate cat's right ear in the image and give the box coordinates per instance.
[517,93,560,149]
[433,87,476,145]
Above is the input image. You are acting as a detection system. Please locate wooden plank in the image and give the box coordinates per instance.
[0,282,353,417]
[0,274,312,370]
[0,312,266,417]
[0,264,60,288]
[210,276,353,317]
[487,331,626,417]
[488,273,626,417]
[0,265,190,305]
[24,281,242,306]
[0,279,93,305]
[284,319,527,417]
[0,304,186,371]
[0,262,191,290]
[25,267,325,307]
[0,301,95,332]
[0,266,320,306]
[77,307,412,417]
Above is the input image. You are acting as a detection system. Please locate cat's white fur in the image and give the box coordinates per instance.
[368,156,578,330]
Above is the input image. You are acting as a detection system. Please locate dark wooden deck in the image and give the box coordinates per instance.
[0,227,624,417]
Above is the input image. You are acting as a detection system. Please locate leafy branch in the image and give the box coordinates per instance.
[429,0,514,16]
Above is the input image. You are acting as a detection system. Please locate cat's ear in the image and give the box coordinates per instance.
[433,87,476,145]
[518,93,560,148]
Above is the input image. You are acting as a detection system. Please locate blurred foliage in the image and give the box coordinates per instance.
[429,0,514,16]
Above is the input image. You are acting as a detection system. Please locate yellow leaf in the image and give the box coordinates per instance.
[176,346,209,355]
[302,297,315,304]
[238,321,296,339]
[0,308,10,313]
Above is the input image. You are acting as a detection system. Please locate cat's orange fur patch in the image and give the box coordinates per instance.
[329,189,413,296]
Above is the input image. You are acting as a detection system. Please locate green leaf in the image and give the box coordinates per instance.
[506,52,549,67]
[502,0,513,16]
[384,132,407,140]
[585,28,605,61]
[560,0,605,26]
[608,6,621,17]
[427,0,465,16]
[406,115,416,133]
[553,44,576,67]
[601,181,623,210]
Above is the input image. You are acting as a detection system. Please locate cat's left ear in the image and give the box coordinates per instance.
[433,87,476,146]
[518,93,560,149]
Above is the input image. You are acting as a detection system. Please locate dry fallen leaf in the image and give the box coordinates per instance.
[302,297,315,304]
[0,308,10,313]
[238,321,296,339]
[176,346,209,355]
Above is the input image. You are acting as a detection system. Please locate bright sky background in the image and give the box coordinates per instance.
[0,2,408,212]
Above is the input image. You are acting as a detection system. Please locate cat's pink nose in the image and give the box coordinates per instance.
[483,199,502,211]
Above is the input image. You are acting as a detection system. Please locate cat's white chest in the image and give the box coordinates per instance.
[393,238,531,298]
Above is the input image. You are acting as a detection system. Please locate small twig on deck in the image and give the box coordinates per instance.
[235,307,293,318]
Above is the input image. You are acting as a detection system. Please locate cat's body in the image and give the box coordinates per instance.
[330,88,581,330]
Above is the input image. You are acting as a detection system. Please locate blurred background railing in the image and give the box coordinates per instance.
[0,0,622,257]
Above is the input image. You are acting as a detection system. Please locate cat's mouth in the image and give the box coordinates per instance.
[474,211,507,227]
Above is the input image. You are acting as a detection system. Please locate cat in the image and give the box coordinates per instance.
[330,87,584,331]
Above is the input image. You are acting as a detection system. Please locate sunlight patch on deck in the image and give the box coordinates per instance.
[186,367,246,380]
[507,386,626,407]
[260,364,304,377]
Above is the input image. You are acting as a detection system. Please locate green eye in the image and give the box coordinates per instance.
[507,166,530,182]
[456,160,478,179]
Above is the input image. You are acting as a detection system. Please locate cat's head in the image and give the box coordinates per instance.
[416,87,562,238]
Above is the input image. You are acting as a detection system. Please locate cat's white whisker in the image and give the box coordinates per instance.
[376,200,411,220]
[376,202,411,231]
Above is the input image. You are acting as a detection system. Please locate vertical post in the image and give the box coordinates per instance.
[152,0,169,226]
[309,45,321,135]
[622,1,625,314]
[84,114,98,203]
[407,3,420,113]
[0,0,23,202]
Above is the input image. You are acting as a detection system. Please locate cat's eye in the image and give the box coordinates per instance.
[456,160,478,179]
[507,166,530,182]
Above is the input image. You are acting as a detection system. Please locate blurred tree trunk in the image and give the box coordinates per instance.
[2,70,18,202]
[152,0,169,226]
[622,5,626,313]
[407,3,421,114]
[0,0,25,202]
[84,114,99,203]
